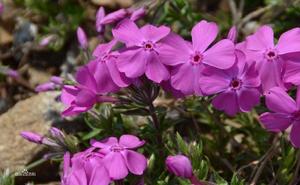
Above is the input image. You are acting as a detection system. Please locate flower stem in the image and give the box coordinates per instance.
[149,102,164,155]
[289,150,300,185]
[190,175,205,185]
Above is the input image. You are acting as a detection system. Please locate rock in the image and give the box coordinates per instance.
[0,27,13,45]
[0,92,63,172]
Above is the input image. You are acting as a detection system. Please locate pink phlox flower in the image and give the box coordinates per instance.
[87,39,131,93]
[90,135,147,180]
[245,26,300,92]
[159,20,235,95]
[199,51,261,116]
[113,19,171,83]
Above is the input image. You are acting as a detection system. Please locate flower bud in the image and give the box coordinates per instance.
[100,9,128,25]
[227,26,237,43]
[130,7,146,21]
[50,76,63,85]
[76,27,88,49]
[50,127,65,138]
[35,82,56,92]
[166,155,193,179]
[96,6,105,33]
[20,131,43,144]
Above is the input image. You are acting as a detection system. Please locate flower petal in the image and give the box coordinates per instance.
[199,69,230,95]
[290,122,300,148]
[246,26,274,51]
[93,40,117,57]
[76,65,97,91]
[203,39,235,69]
[191,20,218,52]
[159,33,192,66]
[103,152,128,180]
[259,112,291,132]
[122,150,147,175]
[171,63,202,95]
[112,19,142,46]
[277,28,300,54]
[75,88,97,107]
[238,88,260,112]
[90,137,118,148]
[145,53,170,83]
[89,165,111,185]
[61,85,79,106]
[265,87,297,114]
[140,25,170,43]
[106,57,131,87]
[117,48,148,78]
[284,60,300,85]
[212,91,239,116]
[119,135,145,149]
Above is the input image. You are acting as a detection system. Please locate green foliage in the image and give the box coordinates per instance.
[0,169,14,185]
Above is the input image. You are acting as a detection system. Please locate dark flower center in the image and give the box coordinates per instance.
[231,79,242,89]
[143,41,154,51]
[265,49,278,61]
[110,145,124,152]
[191,52,203,64]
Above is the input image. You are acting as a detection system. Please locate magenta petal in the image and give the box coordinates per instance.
[171,63,200,95]
[123,150,147,175]
[117,48,147,78]
[61,85,79,106]
[212,91,239,116]
[104,152,128,180]
[89,60,120,93]
[265,87,297,114]
[238,88,260,112]
[76,66,97,91]
[112,19,142,46]
[92,40,117,57]
[259,112,291,132]
[106,58,131,87]
[90,137,118,148]
[284,61,300,85]
[145,53,170,83]
[89,165,110,185]
[258,58,285,92]
[75,89,97,107]
[68,168,87,185]
[290,122,300,148]
[119,135,145,149]
[203,39,235,69]
[242,62,261,87]
[199,72,230,95]
[140,25,170,43]
[191,20,218,52]
[61,105,91,117]
[159,33,192,66]
[277,28,300,54]
[246,26,274,51]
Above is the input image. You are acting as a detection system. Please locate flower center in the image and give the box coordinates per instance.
[190,52,203,65]
[143,41,154,51]
[231,79,242,89]
[292,111,300,121]
[110,145,124,152]
[264,49,278,61]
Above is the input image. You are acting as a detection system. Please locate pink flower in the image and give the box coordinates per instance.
[91,135,147,180]
[166,155,193,178]
[62,149,110,185]
[87,39,131,93]
[39,35,55,46]
[96,7,106,33]
[245,26,300,92]
[77,27,88,49]
[35,82,57,92]
[60,66,116,116]
[259,87,300,148]
[113,19,171,83]
[199,51,261,115]
[159,20,235,95]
